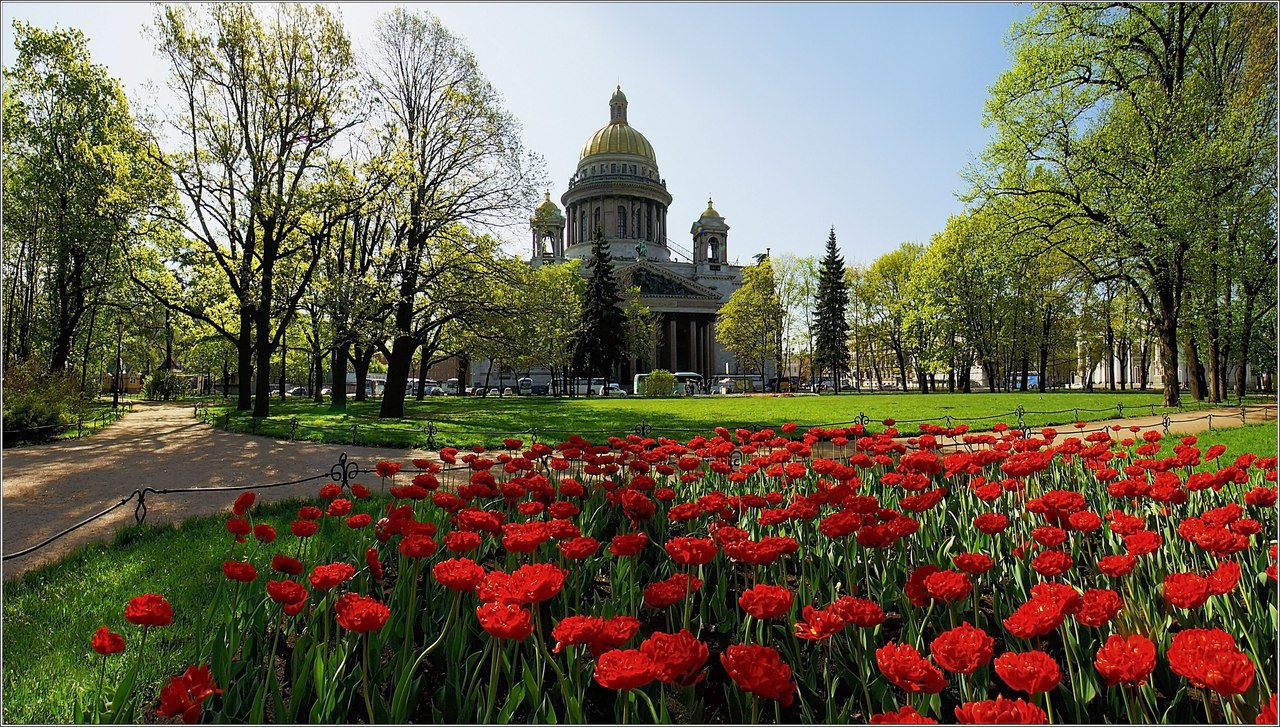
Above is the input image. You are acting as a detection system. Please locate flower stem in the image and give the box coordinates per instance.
[362,636,376,723]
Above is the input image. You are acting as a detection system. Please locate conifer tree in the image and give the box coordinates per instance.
[813,227,851,392]
[572,228,626,394]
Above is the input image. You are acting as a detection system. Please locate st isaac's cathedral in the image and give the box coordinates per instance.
[528,86,745,386]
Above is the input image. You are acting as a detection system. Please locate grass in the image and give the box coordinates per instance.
[1169,419,1278,457]
[199,390,1268,449]
[0,494,385,725]
[3,402,133,449]
[1,420,1274,723]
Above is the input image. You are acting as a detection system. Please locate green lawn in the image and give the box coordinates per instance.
[200,391,1266,449]
[1169,420,1278,457]
[0,496,352,725]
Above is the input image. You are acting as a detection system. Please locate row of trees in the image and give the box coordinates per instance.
[4,6,659,420]
[5,3,1274,416]
[714,3,1275,406]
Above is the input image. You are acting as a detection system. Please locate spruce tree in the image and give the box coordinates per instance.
[572,228,626,394]
[813,226,851,392]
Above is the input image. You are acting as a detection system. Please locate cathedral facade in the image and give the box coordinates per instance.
[529,87,744,387]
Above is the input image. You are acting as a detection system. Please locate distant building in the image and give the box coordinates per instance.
[480,86,750,389]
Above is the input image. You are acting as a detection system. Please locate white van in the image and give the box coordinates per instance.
[517,377,533,396]
[442,378,460,396]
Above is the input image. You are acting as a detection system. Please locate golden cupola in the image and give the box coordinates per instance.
[579,86,657,164]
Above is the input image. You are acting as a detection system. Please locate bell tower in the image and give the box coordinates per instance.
[530,191,566,266]
[690,196,730,268]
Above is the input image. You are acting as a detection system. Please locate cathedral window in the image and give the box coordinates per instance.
[630,165,636,175]
[610,163,617,174]
[617,206,627,238]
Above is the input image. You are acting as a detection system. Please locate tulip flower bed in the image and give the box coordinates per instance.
[81,421,1276,724]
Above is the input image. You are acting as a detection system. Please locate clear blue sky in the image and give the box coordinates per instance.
[2,2,1030,267]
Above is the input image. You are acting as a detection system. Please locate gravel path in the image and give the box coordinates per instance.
[1,402,439,580]
[2,400,1274,580]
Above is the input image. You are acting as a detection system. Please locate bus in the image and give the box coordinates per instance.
[633,371,704,396]
[551,377,607,396]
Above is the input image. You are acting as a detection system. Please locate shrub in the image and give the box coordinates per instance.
[642,368,676,397]
[144,369,187,401]
[1,359,83,443]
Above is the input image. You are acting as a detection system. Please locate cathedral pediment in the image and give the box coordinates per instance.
[619,260,721,300]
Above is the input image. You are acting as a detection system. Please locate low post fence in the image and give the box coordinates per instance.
[1,453,468,564]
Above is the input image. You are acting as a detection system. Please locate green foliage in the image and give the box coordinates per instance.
[143,369,188,401]
[813,227,850,389]
[969,2,1277,405]
[1,359,84,441]
[640,368,677,397]
[572,229,627,383]
[716,257,784,377]
[3,20,169,374]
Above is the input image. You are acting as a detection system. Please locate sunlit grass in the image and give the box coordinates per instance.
[200,391,1266,449]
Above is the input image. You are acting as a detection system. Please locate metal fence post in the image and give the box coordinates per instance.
[1241,407,1248,426]
[351,423,358,446]
[1162,414,1171,435]
[1115,402,1124,419]
[290,417,299,441]
[1207,414,1213,431]
[76,417,83,439]
[424,421,438,449]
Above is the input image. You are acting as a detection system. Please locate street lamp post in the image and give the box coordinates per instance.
[113,320,124,410]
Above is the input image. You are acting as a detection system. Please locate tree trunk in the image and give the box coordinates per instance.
[1235,290,1256,399]
[353,345,373,402]
[279,342,288,402]
[1038,310,1051,393]
[981,361,996,394]
[380,336,417,417]
[1019,351,1030,392]
[1185,335,1206,402]
[1105,315,1116,391]
[313,346,324,404]
[252,222,280,418]
[1154,287,1182,407]
[1138,339,1150,391]
[894,344,908,392]
[416,349,429,401]
[330,342,349,410]
[237,309,254,411]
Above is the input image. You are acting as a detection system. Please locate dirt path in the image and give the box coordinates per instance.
[1,402,440,580]
[2,401,1275,580]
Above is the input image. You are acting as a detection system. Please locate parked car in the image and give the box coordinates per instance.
[531,384,550,396]
[603,384,627,397]
[285,386,308,397]
[422,385,444,396]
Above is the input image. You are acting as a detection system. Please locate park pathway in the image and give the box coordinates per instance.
[2,402,439,580]
[2,400,1275,580]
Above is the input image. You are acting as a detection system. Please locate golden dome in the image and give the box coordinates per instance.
[579,86,657,164]
[534,191,561,217]
[701,196,721,218]
[580,124,656,163]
